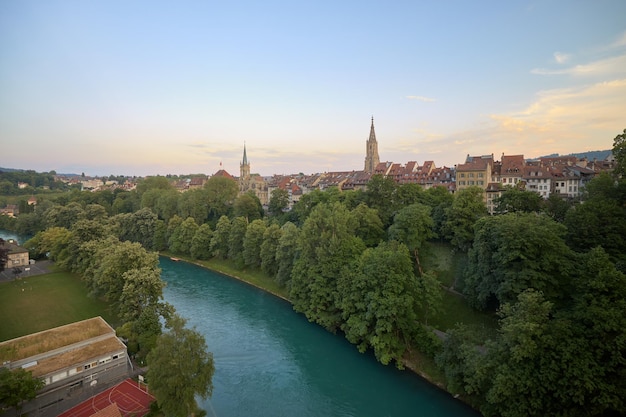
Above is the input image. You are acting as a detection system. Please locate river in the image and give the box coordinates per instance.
[160,257,481,417]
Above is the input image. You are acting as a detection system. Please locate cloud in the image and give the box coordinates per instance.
[609,31,626,49]
[405,95,436,102]
[553,52,571,64]
[531,54,626,76]
[479,79,626,154]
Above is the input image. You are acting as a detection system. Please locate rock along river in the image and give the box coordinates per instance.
[160,257,482,417]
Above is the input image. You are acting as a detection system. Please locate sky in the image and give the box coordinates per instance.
[1,1,625,177]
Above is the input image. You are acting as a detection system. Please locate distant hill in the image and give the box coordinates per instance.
[0,167,78,176]
[538,150,612,161]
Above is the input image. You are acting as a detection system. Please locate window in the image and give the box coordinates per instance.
[460,173,465,178]
[469,173,474,178]
[478,172,484,178]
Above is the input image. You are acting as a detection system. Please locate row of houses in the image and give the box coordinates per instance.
[228,153,613,213]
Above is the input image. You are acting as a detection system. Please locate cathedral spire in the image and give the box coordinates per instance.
[242,142,248,165]
[364,116,380,174]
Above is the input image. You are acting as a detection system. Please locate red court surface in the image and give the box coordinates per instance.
[58,378,155,417]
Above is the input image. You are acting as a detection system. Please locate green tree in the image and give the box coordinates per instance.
[210,215,231,259]
[275,222,300,286]
[190,223,213,260]
[494,187,543,214]
[169,217,199,255]
[388,203,434,274]
[118,266,165,323]
[290,202,364,331]
[228,216,248,267]
[85,240,159,304]
[178,188,209,225]
[260,223,282,277]
[541,193,572,223]
[612,127,626,177]
[268,188,289,217]
[204,176,238,224]
[136,175,173,195]
[0,367,44,415]
[464,213,572,310]
[352,203,385,247]
[243,219,266,268]
[146,315,215,417]
[421,186,454,238]
[233,192,263,222]
[442,186,487,252]
[364,174,398,227]
[340,241,419,367]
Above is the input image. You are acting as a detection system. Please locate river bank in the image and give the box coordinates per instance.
[160,252,456,396]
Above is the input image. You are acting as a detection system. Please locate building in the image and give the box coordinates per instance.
[455,154,494,192]
[0,317,130,417]
[239,144,269,205]
[364,117,380,174]
[1,239,29,268]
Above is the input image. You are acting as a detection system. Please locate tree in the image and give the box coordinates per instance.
[388,203,434,274]
[210,215,231,259]
[268,188,289,217]
[178,188,209,225]
[421,186,454,239]
[352,203,385,247]
[339,241,420,367]
[136,175,173,195]
[464,213,572,310]
[275,222,300,286]
[243,219,266,267]
[169,217,199,255]
[85,240,159,304]
[494,187,543,214]
[228,216,248,267]
[612,127,626,177]
[233,192,263,222]
[190,223,213,260]
[290,202,364,331]
[260,223,282,277]
[204,176,238,224]
[0,367,44,415]
[146,315,215,417]
[364,174,398,227]
[442,186,488,252]
[118,266,165,323]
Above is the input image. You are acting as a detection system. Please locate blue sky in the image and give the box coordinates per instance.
[1,1,625,177]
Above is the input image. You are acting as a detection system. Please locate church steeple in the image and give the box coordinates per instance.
[364,116,380,174]
[240,142,250,183]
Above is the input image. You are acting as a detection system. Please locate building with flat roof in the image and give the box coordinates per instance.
[0,317,129,417]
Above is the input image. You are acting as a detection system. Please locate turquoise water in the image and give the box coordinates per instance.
[160,258,481,417]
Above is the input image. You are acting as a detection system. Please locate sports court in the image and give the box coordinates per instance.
[58,378,154,417]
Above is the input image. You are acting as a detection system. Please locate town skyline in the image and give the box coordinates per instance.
[1,1,625,177]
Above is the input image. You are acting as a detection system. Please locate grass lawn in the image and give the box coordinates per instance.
[0,272,117,342]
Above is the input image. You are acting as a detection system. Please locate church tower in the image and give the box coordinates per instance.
[364,116,380,174]
[239,143,250,193]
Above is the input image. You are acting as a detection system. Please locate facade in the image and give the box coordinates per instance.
[239,144,269,206]
[0,317,129,417]
[364,117,380,174]
[1,239,29,268]
[455,154,494,192]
